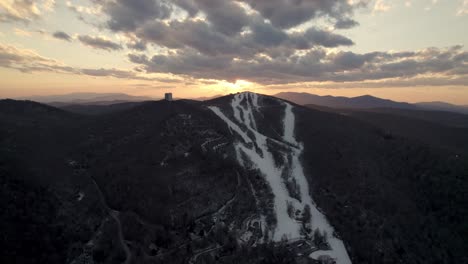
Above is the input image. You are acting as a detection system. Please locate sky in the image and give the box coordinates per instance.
[1,0,468,104]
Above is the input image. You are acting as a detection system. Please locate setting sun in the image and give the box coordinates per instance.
[218,79,256,93]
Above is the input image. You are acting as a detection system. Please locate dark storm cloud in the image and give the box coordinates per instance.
[52,31,72,42]
[78,35,122,51]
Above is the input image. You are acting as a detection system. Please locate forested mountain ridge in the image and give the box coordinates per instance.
[1,93,467,264]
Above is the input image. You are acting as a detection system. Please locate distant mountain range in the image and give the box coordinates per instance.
[275,92,468,115]
[17,93,156,105]
[15,92,226,106]
[414,101,468,114]
[10,92,468,115]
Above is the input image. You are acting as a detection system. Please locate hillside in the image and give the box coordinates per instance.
[344,107,468,128]
[275,92,416,110]
[415,101,468,115]
[1,94,467,264]
[18,93,155,104]
[304,104,468,153]
[276,92,468,115]
[58,102,144,115]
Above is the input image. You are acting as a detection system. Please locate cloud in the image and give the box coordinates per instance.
[0,0,55,23]
[74,0,361,79]
[0,43,176,82]
[103,0,172,31]
[373,0,391,13]
[135,20,244,56]
[269,75,468,90]
[81,68,149,80]
[133,18,354,59]
[0,43,75,73]
[78,35,122,51]
[127,40,147,51]
[4,0,467,91]
[52,31,72,41]
[237,0,364,29]
[172,0,198,16]
[302,28,354,47]
[457,0,468,16]
[129,46,468,85]
[105,0,465,88]
[191,0,249,35]
[66,1,101,15]
[95,0,361,50]
[14,27,32,36]
[334,18,359,29]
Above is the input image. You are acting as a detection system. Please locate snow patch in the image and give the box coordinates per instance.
[209,92,352,264]
[282,102,298,146]
[208,106,251,144]
[77,191,85,201]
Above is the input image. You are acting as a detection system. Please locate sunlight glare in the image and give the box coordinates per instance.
[224,79,254,93]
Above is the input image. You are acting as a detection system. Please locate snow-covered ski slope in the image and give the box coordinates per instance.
[208,92,352,264]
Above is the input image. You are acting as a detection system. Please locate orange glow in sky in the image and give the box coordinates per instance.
[0,0,467,104]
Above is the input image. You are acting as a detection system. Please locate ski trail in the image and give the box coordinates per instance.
[209,92,352,264]
[208,106,251,144]
[282,102,298,146]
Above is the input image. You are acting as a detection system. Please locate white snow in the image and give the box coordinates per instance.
[208,92,352,264]
[77,191,85,201]
[201,136,223,152]
[282,102,298,146]
[240,231,253,242]
[213,142,228,151]
[208,106,252,144]
[250,92,259,110]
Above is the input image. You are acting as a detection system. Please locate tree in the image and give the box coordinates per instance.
[302,204,311,223]
[313,229,328,247]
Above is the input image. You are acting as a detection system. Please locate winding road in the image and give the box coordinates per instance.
[89,177,132,264]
